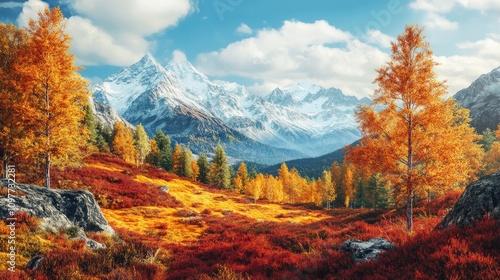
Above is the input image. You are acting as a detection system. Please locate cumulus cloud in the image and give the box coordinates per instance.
[16,0,48,27]
[365,29,395,48]
[15,0,194,66]
[435,34,500,95]
[67,0,192,36]
[196,20,389,98]
[410,0,456,13]
[66,16,146,66]
[410,0,500,30]
[0,2,23,9]
[410,0,500,13]
[236,23,253,35]
[171,49,188,63]
[425,13,459,30]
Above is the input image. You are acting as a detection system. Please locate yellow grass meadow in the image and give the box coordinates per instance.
[96,169,330,245]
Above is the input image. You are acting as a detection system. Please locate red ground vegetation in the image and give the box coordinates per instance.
[2,154,497,279]
[51,154,182,209]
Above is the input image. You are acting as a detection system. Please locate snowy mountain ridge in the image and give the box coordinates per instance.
[92,54,367,163]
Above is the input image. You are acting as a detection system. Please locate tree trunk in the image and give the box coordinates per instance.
[406,116,413,231]
[45,84,50,188]
[406,189,413,231]
[45,152,50,188]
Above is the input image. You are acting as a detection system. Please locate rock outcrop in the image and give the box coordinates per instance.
[438,172,500,228]
[0,180,114,248]
[339,238,397,263]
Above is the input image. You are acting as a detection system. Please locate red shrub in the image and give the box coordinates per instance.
[52,166,182,209]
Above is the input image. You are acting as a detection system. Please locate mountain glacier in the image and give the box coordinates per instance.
[92,54,367,164]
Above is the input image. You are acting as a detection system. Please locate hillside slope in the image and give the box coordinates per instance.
[1,154,498,279]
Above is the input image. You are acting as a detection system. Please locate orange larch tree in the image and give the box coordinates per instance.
[112,122,136,164]
[346,25,483,231]
[172,144,183,176]
[484,123,500,174]
[14,8,90,187]
[0,24,28,178]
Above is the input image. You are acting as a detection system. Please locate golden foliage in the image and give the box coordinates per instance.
[112,122,136,164]
[0,8,90,186]
[346,25,483,230]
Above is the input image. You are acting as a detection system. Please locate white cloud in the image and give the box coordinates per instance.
[236,23,253,35]
[171,49,188,63]
[196,20,389,98]
[49,0,193,66]
[425,13,459,30]
[66,16,146,66]
[435,34,500,95]
[458,0,500,13]
[410,0,456,13]
[410,0,500,17]
[68,0,192,36]
[16,0,48,27]
[365,29,395,48]
[0,2,23,9]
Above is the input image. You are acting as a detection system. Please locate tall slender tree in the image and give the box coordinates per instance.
[112,122,136,163]
[153,130,172,171]
[15,8,90,187]
[346,25,483,231]
[209,145,230,189]
[197,154,210,184]
[172,144,183,176]
[0,24,28,178]
[134,124,150,165]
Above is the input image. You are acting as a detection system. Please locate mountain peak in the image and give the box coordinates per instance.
[133,53,164,73]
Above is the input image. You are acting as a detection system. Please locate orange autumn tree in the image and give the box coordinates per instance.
[0,24,28,178]
[346,25,483,231]
[112,122,136,164]
[15,8,89,187]
[484,123,500,174]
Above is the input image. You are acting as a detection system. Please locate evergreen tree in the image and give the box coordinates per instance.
[94,122,111,152]
[83,104,98,149]
[331,162,344,207]
[153,130,172,171]
[366,173,390,209]
[209,145,231,189]
[479,128,497,152]
[354,177,368,208]
[197,154,210,184]
[134,124,150,165]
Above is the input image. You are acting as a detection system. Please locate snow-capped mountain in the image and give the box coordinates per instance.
[92,54,304,165]
[90,98,134,129]
[454,66,500,133]
[92,54,367,164]
[166,59,367,156]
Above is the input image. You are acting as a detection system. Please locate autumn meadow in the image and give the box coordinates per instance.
[1,7,500,280]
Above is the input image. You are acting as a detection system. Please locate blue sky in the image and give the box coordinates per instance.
[1,0,500,98]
